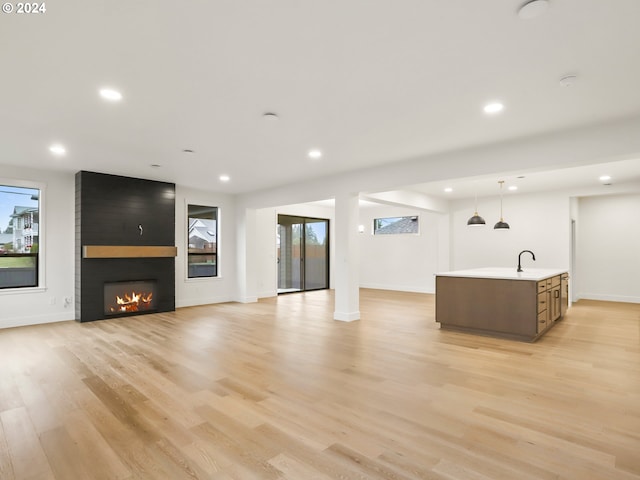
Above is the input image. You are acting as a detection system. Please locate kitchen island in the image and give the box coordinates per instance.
[435,268,569,342]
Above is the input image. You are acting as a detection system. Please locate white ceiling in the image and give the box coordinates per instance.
[2,1,640,195]
[407,157,640,200]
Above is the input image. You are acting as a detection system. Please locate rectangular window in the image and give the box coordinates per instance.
[373,215,419,235]
[0,184,40,289]
[187,204,218,278]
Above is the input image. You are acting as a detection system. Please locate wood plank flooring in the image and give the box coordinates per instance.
[1,289,639,479]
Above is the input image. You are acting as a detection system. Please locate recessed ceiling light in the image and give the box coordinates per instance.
[444,187,453,193]
[483,102,504,114]
[49,144,66,156]
[263,112,279,121]
[219,175,230,182]
[99,88,123,102]
[150,164,161,168]
[517,0,549,20]
[308,149,322,159]
[599,175,611,182]
[182,149,194,153]
[508,185,518,191]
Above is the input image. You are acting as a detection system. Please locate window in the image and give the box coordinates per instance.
[187,204,218,278]
[0,184,40,289]
[373,215,419,235]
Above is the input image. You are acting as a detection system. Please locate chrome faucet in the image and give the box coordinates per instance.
[517,250,536,272]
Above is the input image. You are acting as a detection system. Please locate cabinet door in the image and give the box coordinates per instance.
[561,274,569,317]
[537,310,549,333]
[551,286,561,321]
[538,291,549,333]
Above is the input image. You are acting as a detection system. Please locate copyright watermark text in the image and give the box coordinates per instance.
[2,2,46,14]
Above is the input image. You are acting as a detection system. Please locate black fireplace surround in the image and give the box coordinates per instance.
[75,171,176,322]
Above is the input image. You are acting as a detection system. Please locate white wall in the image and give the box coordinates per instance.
[0,165,75,329]
[175,185,237,307]
[255,207,277,298]
[359,205,444,293]
[254,202,447,296]
[255,203,335,299]
[569,197,579,302]
[235,118,640,308]
[450,191,571,271]
[0,167,239,328]
[575,193,640,303]
[2,161,637,330]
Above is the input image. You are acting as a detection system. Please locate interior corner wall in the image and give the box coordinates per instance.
[575,193,640,303]
[279,203,336,291]
[359,205,442,293]
[569,197,579,302]
[255,207,277,298]
[175,185,237,308]
[450,191,571,271]
[0,165,75,329]
[255,203,335,299]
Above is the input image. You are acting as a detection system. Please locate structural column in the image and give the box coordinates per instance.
[235,207,258,303]
[333,191,360,321]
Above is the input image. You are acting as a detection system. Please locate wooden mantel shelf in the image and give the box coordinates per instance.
[83,245,177,259]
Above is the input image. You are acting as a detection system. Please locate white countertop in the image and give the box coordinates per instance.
[436,267,567,281]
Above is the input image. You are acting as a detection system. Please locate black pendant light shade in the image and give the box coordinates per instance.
[494,180,510,230]
[467,186,486,226]
[468,213,486,226]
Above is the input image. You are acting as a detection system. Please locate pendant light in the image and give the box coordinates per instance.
[467,186,486,226]
[494,180,510,229]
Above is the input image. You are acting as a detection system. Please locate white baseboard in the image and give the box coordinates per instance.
[576,293,640,304]
[234,296,258,304]
[359,283,434,294]
[1,311,75,330]
[333,310,360,322]
[258,289,277,299]
[176,294,234,308]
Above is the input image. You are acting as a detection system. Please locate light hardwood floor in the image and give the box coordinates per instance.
[1,289,639,479]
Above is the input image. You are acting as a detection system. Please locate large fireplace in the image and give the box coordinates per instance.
[75,171,176,322]
[104,280,158,316]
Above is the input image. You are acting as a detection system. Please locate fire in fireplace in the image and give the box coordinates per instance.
[104,280,158,316]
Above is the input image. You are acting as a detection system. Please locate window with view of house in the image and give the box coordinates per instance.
[187,204,218,278]
[0,185,40,289]
[373,215,419,235]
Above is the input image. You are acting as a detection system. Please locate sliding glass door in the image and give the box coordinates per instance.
[277,215,329,294]
[303,218,329,290]
[277,216,304,293]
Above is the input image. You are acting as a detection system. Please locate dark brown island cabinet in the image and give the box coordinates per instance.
[435,268,569,342]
